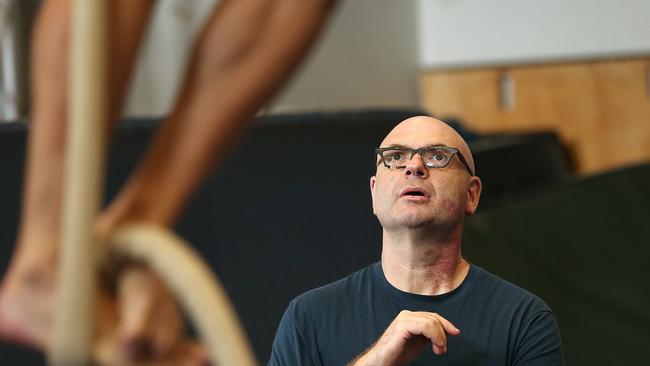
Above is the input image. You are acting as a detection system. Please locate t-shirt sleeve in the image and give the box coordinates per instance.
[268,299,322,366]
[513,310,565,366]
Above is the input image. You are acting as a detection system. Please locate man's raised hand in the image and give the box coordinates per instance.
[351,310,460,366]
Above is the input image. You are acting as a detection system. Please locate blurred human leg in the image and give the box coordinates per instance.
[99,0,337,231]
[0,0,155,348]
[0,0,336,363]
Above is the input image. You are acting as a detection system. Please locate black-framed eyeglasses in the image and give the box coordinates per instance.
[375,146,474,176]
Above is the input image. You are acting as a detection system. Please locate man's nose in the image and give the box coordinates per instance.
[404,154,428,178]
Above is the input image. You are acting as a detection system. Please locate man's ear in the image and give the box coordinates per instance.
[370,176,377,214]
[465,176,482,215]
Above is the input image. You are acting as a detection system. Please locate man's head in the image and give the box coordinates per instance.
[370,116,482,233]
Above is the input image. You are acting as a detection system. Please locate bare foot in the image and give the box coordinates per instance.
[0,238,202,365]
[0,239,58,349]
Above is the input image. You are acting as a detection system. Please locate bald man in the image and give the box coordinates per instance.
[269,116,564,366]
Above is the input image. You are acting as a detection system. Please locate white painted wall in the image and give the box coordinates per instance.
[269,0,418,112]
[124,0,217,116]
[417,0,650,68]
[0,0,20,120]
[125,0,419,117]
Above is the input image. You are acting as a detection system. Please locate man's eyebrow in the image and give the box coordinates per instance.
[423,143,450,148]
[383,144,410,149]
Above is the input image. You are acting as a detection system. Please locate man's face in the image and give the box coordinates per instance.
[370,117,481,231]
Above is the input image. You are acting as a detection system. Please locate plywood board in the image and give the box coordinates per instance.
[420,58,650,174]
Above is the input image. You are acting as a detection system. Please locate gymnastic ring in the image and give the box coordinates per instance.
[107,223,257,366]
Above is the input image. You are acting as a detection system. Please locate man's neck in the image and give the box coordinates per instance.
[380,228,469,296]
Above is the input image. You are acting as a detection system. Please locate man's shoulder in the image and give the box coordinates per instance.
[462,265,564,365]
[291,262,378,310]
[271,263,384,365]
[471,264,552,313]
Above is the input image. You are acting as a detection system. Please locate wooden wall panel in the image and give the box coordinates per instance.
[420,58,650,174]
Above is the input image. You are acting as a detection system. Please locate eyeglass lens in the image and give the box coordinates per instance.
[383,148,452,168]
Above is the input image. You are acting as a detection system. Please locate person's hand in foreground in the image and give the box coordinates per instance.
[351,310,460,366]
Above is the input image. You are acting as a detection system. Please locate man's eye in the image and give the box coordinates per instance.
[387,152,405,161]
[433,154,445,161]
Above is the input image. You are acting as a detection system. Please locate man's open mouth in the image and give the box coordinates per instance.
[404,191,424,196]
[400,187,428,198]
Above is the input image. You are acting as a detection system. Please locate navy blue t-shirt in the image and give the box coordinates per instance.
[269,262,563,365]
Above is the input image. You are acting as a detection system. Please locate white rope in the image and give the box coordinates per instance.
[50,0,108,364]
